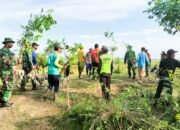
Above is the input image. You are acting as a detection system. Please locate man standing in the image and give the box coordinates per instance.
[145,49,151,78]
[63,45,71,79]
[0,37,15,107]
[124,45,136,79]
[44,46,63,101]
[91,44,101,77]
[21,42,42,91]
[98,46,113,100]
[154,49,180,107]
[77,46,85,79]
[160,51,167,61]
[86,48,92,76]
[137,47,149,83]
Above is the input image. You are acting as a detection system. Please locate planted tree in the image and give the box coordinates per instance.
[145,0,180,35]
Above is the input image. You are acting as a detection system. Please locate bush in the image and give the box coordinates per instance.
[50,86,180,130]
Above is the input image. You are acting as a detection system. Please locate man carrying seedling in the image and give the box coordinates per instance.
[77,45,85,79]
[21,42,42,91]
[124,45,136,79]
[98,46,113,100]
[0,37,15,107]
[153,49,180,108]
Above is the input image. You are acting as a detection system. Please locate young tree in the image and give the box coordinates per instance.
[18,9,57,55]
[145,0,180,35]
[45,38,66,54]
[104,31,118,57]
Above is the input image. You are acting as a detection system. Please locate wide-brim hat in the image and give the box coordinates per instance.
[2,37,15,44]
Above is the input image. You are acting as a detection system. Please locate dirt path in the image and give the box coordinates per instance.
[0,90,61,130]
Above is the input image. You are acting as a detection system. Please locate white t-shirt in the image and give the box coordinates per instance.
[63,50,70,63]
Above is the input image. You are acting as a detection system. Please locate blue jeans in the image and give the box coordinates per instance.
[48,75,60,92]
[86,64,92,75]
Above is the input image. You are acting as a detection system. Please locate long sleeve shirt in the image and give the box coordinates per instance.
[32,50,37,66]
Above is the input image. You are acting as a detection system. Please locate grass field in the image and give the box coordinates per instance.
[0,62,180,130]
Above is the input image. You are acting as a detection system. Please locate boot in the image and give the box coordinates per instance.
[2,101,13,107]
[53,92,58,101]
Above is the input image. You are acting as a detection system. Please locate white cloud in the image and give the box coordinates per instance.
[53,0,148,22]
[0,0,148,23]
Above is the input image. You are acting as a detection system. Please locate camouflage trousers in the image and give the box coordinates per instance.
[21,69,42,90]
[99,73,111,100]
[0,71,13,102]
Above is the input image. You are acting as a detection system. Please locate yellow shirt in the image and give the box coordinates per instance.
[77,49,85,62]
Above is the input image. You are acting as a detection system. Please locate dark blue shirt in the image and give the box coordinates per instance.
[32,50,37,65]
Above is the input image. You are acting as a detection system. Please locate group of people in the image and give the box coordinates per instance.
[124,45,151,83]
[0,37,179,107]
[75,43,113,100]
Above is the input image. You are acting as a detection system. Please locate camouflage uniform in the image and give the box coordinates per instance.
[0,47,15,102]
[124,49,136,78]
[21,50,42,90]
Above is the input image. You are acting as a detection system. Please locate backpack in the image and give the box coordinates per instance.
[91,49,100,63]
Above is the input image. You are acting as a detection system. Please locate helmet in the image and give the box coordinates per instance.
[101,46,108,53]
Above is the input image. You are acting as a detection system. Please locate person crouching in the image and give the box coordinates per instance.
[98,46,113,100]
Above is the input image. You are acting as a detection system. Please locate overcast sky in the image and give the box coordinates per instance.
[0,0,179,59]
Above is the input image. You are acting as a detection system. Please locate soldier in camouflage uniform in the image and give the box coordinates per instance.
[21,42,42,91]
[0,37,15,107]
[124,45,136,79]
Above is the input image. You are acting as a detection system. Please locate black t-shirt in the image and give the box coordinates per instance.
[159,58,180,77]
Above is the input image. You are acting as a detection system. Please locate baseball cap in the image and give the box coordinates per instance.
[167,49,178,55]
[32,42,39,46]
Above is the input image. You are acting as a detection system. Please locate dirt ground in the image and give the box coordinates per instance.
[0,88,60,130]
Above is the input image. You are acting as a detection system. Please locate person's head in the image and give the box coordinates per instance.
[127,45,132,51]
[141,47,146,52]
[65,45,69,50]
[95,43,99,49]
[54,45,62,53]
[79,45,83,50]
[32,42,39,50]
[89,48,92,52]
[2,37,15,48]
[161,51,167,57]
[167,49,178,59]
[145,49,148,53]
[101,46,108,54]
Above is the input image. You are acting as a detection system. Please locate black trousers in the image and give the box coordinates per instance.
[145,65,149,77]
[48,75,60,93]
[154,78,173,99]
[99,74,111,100]
[64,64,70,77]
[128,63,136,78]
